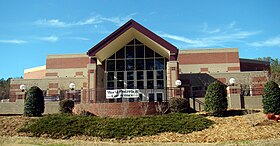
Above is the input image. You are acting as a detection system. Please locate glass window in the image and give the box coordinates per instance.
[126,59,134,70]
[155,52,161,57]
[136,59,144,70]
[117,81,124,89]
[155,58,164,70]
[147,71,153,79]
[107,72,114,81]
[116,47,125,58]
[157,80,164,89]
[137,81,144,89]
[127,71,134,80]
[157,93,163,102]
[127,81,134,89]
[129,98,134,102]
[108,54,115,59]
[137,71,143,80]
[135,39,143,45]
[156,71,164,79]
[117,98,122,102]
[146,59,154,70]
[136,45,144,58]
[145,46,154,58]
[126,45,134,58]
[107,60,115,71]
[117,72,124,80]
[107,82,114,89]
[127,39,134,45]
[147,80,154,89]
[116,60,125,71]
[148,93,154,102]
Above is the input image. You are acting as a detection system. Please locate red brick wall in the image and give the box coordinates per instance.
[228,67,240,71]
[240,60,270,71]
[46,72,58,77]
[200,68,208,72]
[216,78,226,83]
[75,102,162,117]
[252,76,268,82]
[75,72,84,76]
[46,57,88,69]
[178,52,239,64]
[24,69,46,79]
[49,83,58,88]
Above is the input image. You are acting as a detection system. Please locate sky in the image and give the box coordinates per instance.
[1,0,280,79]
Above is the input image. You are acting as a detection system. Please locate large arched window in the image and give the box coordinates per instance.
[105,39,167,101]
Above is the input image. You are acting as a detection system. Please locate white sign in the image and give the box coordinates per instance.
[106,89,140,99]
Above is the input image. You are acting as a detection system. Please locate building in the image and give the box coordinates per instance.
[9,20,270,116]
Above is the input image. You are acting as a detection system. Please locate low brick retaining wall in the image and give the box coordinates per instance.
[74,102,167,117]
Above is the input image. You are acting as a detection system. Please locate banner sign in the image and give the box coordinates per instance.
[106,89,140,99]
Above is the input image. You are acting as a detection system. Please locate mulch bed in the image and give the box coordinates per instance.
[1,112,279,143]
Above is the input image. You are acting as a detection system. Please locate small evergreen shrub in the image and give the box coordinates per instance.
[59,99,75,114]
[263,81,280,114]
[19,113,214,139]
[205,81,228,117]
[24,86,45,117]
[169,97,188,113]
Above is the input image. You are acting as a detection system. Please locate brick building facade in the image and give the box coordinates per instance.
[10,20,270,116]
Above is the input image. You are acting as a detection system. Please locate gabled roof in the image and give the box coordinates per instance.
[87,19,178,60]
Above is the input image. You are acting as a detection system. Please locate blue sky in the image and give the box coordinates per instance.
[1,0,280,79]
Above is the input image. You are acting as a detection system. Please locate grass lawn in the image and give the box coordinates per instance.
[18,113,214,139]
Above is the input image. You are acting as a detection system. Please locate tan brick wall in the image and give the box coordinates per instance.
[178,52,239,64]
[179,63,240,73]
[45,68,88,78]
[24,69,46,79]
[46,57,88,69]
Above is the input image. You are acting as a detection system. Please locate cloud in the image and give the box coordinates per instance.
[34,13,136,28]
[39,36,58,42]
[249,36,280,47]
[0,39,27,44]
[66,37,90,41]
[100,13,137,26]
[34,19,67,27]
[34,17,102,27]
[201,23,221,34]
[158,21,260,48]
[158,29,260,48]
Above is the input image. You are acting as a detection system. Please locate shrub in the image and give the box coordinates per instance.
[263,81,280,114]
[24,86,45,117]
[59,99,75,114]
[19,113,214,139]
[169,97,188,113]
[205,81,228,117]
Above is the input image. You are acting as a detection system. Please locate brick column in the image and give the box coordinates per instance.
[166,61,179,98]
[87,59,97,103]
[227,85,241,109]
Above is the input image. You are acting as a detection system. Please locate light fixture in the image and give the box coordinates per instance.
[69,83,76,90]
[175,80,182,87]
[229,78,236,85]
[20,84,26,92]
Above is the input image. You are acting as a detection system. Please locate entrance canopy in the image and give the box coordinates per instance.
[87,19,178,64]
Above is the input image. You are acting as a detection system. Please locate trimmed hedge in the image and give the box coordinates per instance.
[169,97,188,113]
[19,113,214,139]
[24,86,44,117]
[263,81,280,114]
[205,81,228,117]
[59,99,74,114]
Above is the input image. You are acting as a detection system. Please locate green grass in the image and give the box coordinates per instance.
[19,113,214,139]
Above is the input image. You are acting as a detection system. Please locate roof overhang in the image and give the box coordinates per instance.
[87,19,178,64]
